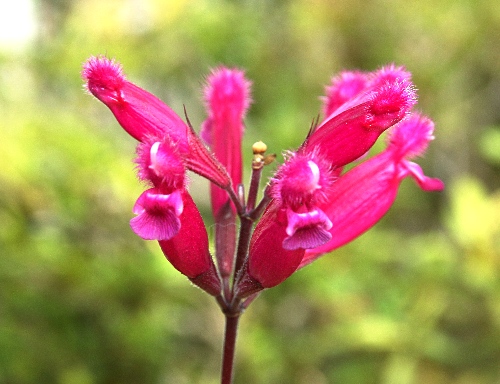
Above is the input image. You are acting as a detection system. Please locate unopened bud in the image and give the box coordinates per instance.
[252,141,267,155]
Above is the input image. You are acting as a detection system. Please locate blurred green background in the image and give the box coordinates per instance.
[1,0,500,383]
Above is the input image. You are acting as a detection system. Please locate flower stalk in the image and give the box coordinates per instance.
[221,315,240,384]
[82,56,444,383]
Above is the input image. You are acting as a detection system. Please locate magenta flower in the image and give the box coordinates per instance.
[237,65,444,293]
[200,68,252,280]
[82,56,224,296]
[201,67,251,217]
[131,140,186,241]
[82,56,232,190]
[83,56,189,146]
[83,57,444,383]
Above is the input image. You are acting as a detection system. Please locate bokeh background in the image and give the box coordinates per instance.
[1,0,500,383]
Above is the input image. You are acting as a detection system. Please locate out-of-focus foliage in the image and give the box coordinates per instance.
[1,0,499,383]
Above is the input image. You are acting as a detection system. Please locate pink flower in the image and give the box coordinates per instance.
[239,66,443,292]
[201,67,251,218]
[299,114,444,267]
[131,140,186,241]
[83,56,445,382]
[82,56,189,148]
[83,56,443,300]
[82,55,231,189]
[199,68,252,279]
[322,70,369,117]
[82,56,222,296]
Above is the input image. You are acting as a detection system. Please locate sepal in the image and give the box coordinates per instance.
[184,127,232,189]
[233,267,264,300]
[189,263,223,297]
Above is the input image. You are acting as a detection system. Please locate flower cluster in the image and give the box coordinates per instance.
[82,56,444,305]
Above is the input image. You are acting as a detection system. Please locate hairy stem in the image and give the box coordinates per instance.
[246,164,263,212]
[221,314,240,384]
[232,216,253,283]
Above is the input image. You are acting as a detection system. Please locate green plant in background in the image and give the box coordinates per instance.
[1,1,500,383]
